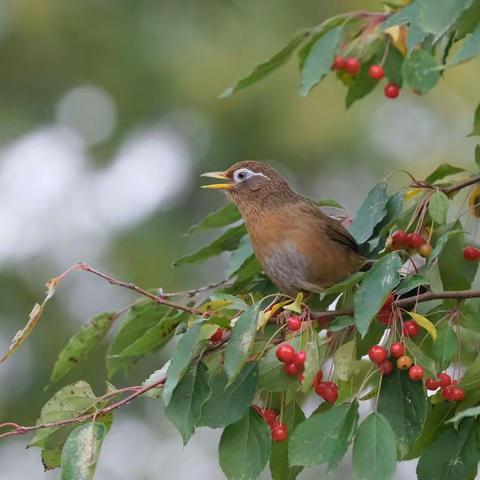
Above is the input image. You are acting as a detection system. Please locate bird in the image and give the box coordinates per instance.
[201,160,364,296]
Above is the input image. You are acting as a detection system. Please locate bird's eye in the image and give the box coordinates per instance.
[233,169,253,183]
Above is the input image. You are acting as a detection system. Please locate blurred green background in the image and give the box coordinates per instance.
[0,0,479,478]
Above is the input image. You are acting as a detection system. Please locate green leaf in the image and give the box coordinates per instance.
[418,0,474,36]
[459,352,480,393]
[301,338,326,393]
[349,181,388,244]
[220,31,307,97]
[429,229,463,263]
[219,408,271,480]
[29,381,112,471]
[378,365,427,457]
[469,102,480,137]
[197,363,258,429]
[352,412,397,480]
[51,312,116,384]
[269,403,305,480]
[174,224,247,266]
[433,324,457,370]
[224,304,260,383]
[345,58,381,108]
[439,223,478,290]
[60,422,106,480]
[426,163,465,184]
[289,401,358,470]
[382,1,419,28]
[395,275,430,296]
[475,145,480,169]
[320,271,364,300]
[417,418,480,480]
[258,339,301,392]
[447,405,480,424]
[106,303,182,377]
[187,203,241,234]
[428,191,450,224]
[164,361,211,444]
[383,45,405,87]
[405,401,456,460]
[403,337,437,379]
[403,50,439,94]
[299,26,343,97]
[333,339,356,381]
[163,323,202,406]
[354,253,402,337]
[227,236,254,277]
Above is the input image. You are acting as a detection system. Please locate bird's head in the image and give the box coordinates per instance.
[201,161,293,212]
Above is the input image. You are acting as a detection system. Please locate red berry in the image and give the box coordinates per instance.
[332,55,346,71]
[390,342,405,358]
[271,422,288,441]
[322,385,339,403]
[368,345,388,364]
[437,372,452,388]
[314,380,338,398]
[449,386,465,402]
[391,230,407,247]
[262,409,277,426]
[377,308,392,325]
[463,246,480,261]
[442,385,454,401]
[284,362,301,376]
[210,328,224,343]
[368,64,384,80]
[384,293,395,307]
[344,57,361,75]
[287,315,302,331]
[408,365,424,381]
[403,320,420,337]
[294,350,307,368]
[384,83,400,99]
[379,360,393,375]
[276,344,295,363]
[406,232,425,249]
[425,378,441,390]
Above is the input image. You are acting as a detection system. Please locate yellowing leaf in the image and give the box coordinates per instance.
[385,25,407,55]
[468,185,480,218]
[404,188,422,201]
[0,276,59,363]
[408,312,437,341]
[284,293,304,314]
[260,300,291,328]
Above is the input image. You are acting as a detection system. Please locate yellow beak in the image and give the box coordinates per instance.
[201,171,233,190]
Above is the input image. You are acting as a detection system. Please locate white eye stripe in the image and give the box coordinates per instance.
[233,168,270,183]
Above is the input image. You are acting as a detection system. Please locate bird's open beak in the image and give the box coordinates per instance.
[201,171,233,190]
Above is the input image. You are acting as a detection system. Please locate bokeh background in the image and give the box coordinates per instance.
[0,1,479,479]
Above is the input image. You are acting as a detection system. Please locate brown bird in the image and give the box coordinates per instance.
[201,161,364,296]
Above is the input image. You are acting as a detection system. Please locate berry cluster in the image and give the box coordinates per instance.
[463,246,480,261]
[332,56,400,100]
[276,343,306,378]
[254,406,288,441]
[314,371,339,403]
[425,373,465,401]
[389,230,432,257]
[368,343,424,380]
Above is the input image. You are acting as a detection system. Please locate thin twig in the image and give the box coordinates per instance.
[77,263,206,317]
[0,377,166,441]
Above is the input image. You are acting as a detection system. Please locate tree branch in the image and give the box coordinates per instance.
[411,174,480,196]
[312,289,480,320]
[0,377,166,441]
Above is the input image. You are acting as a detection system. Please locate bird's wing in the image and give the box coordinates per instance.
[298,200,360,253]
